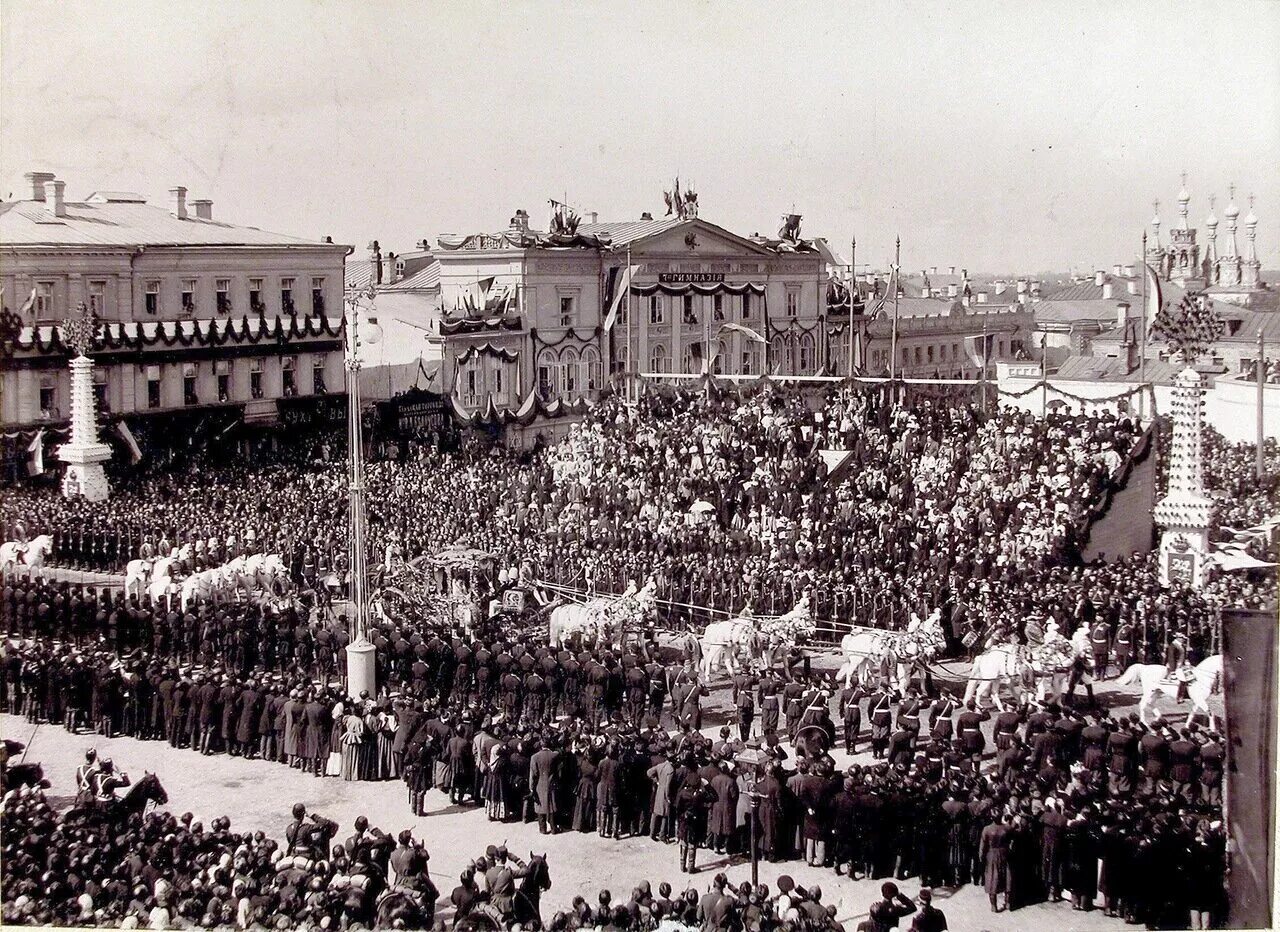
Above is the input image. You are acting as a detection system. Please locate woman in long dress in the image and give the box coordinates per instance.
[326,702,345,777]
[341,707,365,781]
[376,703,397,780]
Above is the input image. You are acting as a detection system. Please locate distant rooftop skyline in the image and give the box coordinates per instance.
[3,0,1276,273]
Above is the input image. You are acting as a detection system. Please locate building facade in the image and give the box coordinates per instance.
[416,209,829,418]
[1,174,349,447]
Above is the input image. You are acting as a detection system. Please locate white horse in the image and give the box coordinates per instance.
[699,617,760,679]
[963,643,1029,711]
[180,567,230,611]
[125,558,155,598]
[1115,655,1223,729]
[145,556,180,609]
[241,553,288,591]
[837,629,900,688]
[0,535,54,581]
[548,600,612,648]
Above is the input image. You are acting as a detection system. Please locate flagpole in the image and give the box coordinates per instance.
[847,236,856,378]
[626,243,634,403]
[890,235,901,383]
[1140,231,1148,419]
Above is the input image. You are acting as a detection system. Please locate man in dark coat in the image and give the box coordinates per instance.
[673,774,715,874]
[234,680,260,758]
[529,737,561,834]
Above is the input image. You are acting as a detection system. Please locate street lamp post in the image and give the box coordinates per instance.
[734,743,770,887]
[344,285,382,699]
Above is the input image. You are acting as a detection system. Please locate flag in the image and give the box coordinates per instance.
[26,429,44,476]
[1143,262,1163,336]
[602,264,639,332]
[18,287,37,318]
[719,322,767,344]
[116,420,143,463]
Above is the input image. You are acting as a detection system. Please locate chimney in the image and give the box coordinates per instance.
[930,266,938,276]
[386,251,398,284]
[1102,281,1114,299]
[947,283,958,298]
[25,171,55,201]
[1094,269,1105,287]
[191,199,212,220]
[1016,278,1028,295]
[510,209,530,233]
[44,180,66,217]
[170,186,188,220]
[1127,278,1138,295]
[1117,302,1129,330]
[977,291,989,304]
[1112,264,1122,276]
[587,211,598,224]
[1123,263,1136,278]
[948,265,956,275]
[369,240,382,285]
[1031,280,1042,297]
[994,279,1007,296]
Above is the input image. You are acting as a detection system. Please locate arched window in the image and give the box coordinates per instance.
[770,335,789,374]
[799,333,816,373]
[581,346,601,391]
[650,343,668,373]
[713,339,728,375]
[537,348,559,399]
[560,347,579,397]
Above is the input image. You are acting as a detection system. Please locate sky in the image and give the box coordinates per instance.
[3,0,1278,274]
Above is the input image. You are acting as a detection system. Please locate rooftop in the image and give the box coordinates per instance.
[0,194,339,249]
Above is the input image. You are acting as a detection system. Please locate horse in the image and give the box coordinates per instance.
[548,600,613,649]
[2,762,47,793]
[512,852,551,929]
[180,569,224,611]
[374,889,434,930]
[1115,655,1223,729]
[963,642,1029,711]
[124,558,155,598]
[699,617,761,679]
[66,772,168,824]
[146,556,181,610]
[0,535,54,581]
[837,629,899,688]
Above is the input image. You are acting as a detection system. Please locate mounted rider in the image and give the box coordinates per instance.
[1165,631,1190,702]
[74,748,100,796]
[89,757,130,801]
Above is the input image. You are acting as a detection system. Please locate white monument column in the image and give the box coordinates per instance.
[1153,365,1213,587]
[56,303,112,502]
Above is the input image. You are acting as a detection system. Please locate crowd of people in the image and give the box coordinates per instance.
[1,384,1273,930]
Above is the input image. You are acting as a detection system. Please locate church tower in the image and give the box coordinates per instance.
[1202,196,1218,283]
[1166,175,1201,286]
[1215,186,1242,287]
[1242,195,1262,288]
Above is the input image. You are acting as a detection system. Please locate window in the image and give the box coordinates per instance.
[93,376,108,412]
[537,349,559,399]
[649,343,668,373]
[741,293,753,319]
[913,347,923,366]
[682,294,696,325]
[281,278,296,315]
[216,279,231,314]
[34,281,54,321]
[216,361,231,402]
[282,356,298,397]
[561,348,579,396]
[901,347,910,366]
[250,360,264,399]
[713,340,728,374]
[461,363,481,408]
[88,281,106,316]
[617,296,628,327]
[312,277,325,314]
[145,281,159,315]
[146,365,162,409]
[770,335,789,374]
[313,360,327,394]
[181,279,196,314]
[490,364,504,402]
[39,383,57,418]
[713,294,725,322]
[183,363,199,406]
[249,278,265,313]
[581,347,601,391]
[786,290,799,317]
[926,345,935,363]
[648,295,665,325]
[559,294,575,327]
[682,343,697,374]
[799,334,816,373]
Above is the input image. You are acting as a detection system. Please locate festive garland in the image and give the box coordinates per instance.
[529,326,602,349]
[995,379,1150,405]
[438,315,522,336]
[629,282,766,298]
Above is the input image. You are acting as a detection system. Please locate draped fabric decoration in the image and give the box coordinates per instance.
[454,343,519,365]
[630,281,766,298]
[438,315,522,336]
[435,229,614,251]
[449,385,596,429]
[2,313,342,358]
[529,326,602,349]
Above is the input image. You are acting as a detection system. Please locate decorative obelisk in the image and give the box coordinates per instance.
[1153,366,1214,586]
[56,303,112,502]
